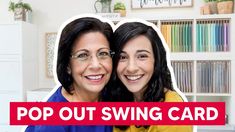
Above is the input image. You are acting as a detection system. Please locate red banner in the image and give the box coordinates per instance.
[10,102,225,125]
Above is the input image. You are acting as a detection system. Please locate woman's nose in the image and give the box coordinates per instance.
[126,59,138,73]
[89,55,101,70]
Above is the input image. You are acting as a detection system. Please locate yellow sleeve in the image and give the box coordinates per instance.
[113,91,193,132]
[148,91,192,132]
[164,91,184,102]
[113,125,193,132]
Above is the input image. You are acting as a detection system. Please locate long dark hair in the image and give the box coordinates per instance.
[104,22,174,130]
[56,17,113,98]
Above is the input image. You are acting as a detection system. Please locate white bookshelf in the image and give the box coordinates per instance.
[198,125,235,131]
[108,14,235,129]
[170,52,232,60]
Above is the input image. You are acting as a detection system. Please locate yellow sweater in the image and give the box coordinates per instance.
[113,91,193,132]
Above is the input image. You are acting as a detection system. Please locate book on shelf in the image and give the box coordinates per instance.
[196,20,230,52]
[171,61,193,93]
[197,61,230,93]
[161,21,192,52]
[172,61,230,94]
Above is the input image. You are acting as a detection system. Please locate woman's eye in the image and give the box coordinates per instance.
[119,55,128,60]
[77,53,89,59]
[99,51,109,57]
[137,54,148,59]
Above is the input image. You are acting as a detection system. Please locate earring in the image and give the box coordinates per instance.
[67,67,71,75]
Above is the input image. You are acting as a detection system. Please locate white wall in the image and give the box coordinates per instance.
[0,0,205,89]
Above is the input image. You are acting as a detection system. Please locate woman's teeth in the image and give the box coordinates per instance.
[126,75,143,81]
[86,75,103,80]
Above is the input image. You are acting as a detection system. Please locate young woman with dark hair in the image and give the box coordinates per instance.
[25,16,114,132]
[105,21,192,132]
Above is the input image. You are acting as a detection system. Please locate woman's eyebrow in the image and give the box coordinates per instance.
[98,47,110,51]
[72,49,89,55]
[120,51,127,53]
[136,50,151,53]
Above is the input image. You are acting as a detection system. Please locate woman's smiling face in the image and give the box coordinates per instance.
[117,35,155,95]
[69,31,112,94]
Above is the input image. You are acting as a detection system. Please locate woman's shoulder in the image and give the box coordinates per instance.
[25,125,69,132]
[164,90,184,102]
[47,86,68,102]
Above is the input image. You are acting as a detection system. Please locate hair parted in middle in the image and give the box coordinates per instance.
[104,22,174,102]
[56,17,114,98]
